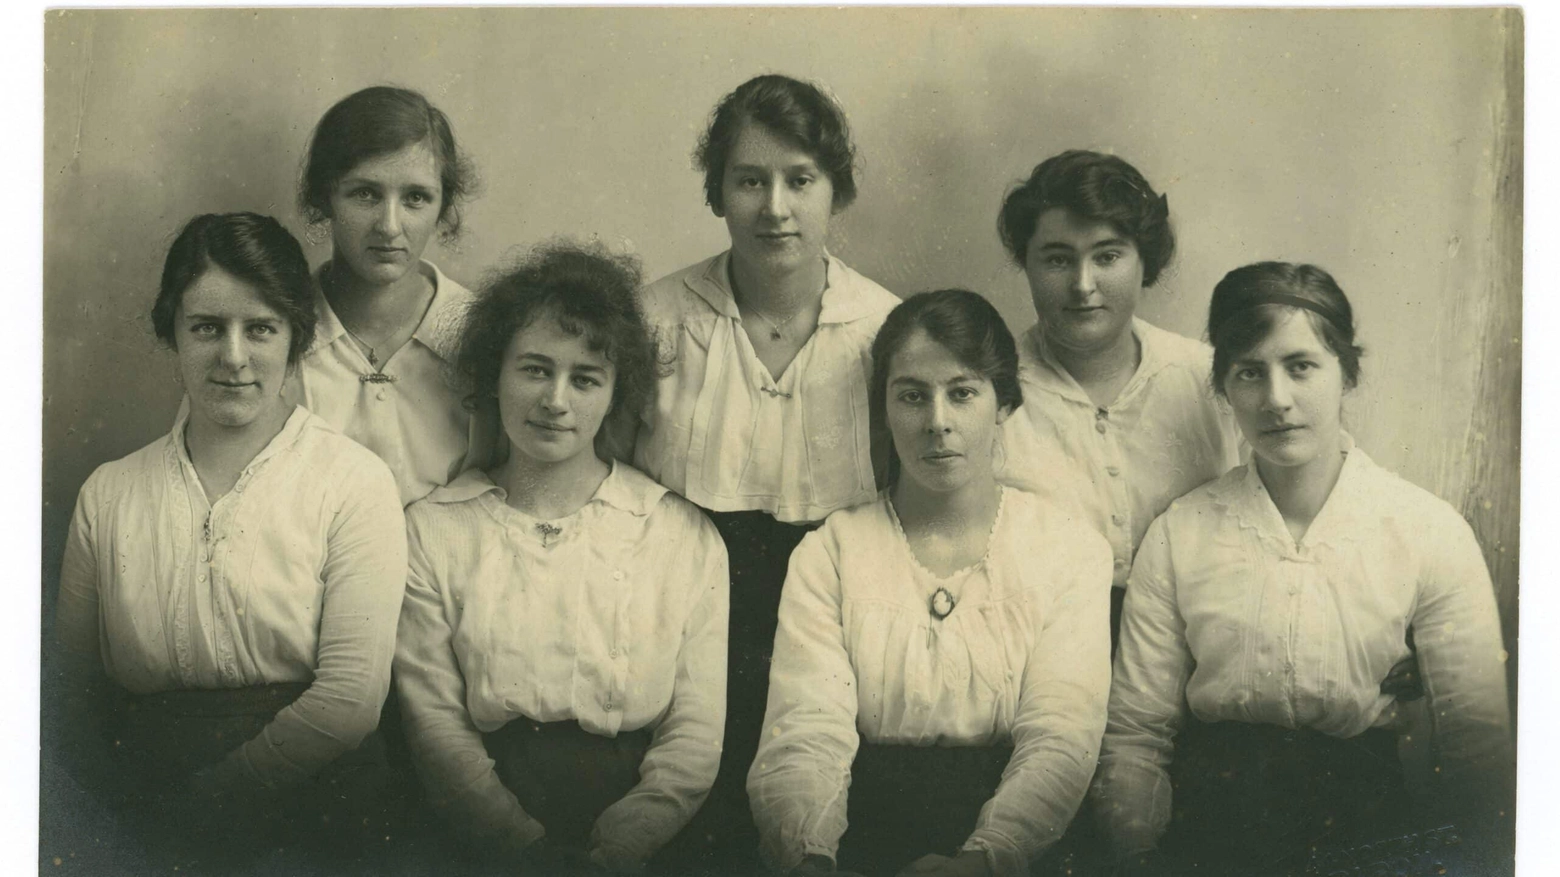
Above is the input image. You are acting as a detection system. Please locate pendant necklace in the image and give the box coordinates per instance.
[747,305,805,341]
[325,264,429,383]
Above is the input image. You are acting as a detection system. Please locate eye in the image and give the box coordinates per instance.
[1043,254,1071,269]
[790,175,814,189]
[1234,367,1263,382]
[189,323,220,336]
[739,176,763,189]
[1095,250,1122,266]
[347,187,378,203]
[950,386,978,402]
[896,389,925,405]
[520,364,549,378]
[248,323,279,337]
[405,190,435,208]
[572,374,603,389]
[1288,361,1318,377]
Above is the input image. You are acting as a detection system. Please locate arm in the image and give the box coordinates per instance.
[50,479,116,784]
[1090,516,1195,862]
[960,533,1113,877]
[591,514,731,868]
[208,457,408,790]
[394,515,547,856]
[1410,512,1513,831]
[748,529,860,873]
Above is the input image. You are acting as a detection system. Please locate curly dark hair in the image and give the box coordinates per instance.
[869,289,1023,487]
[1208,261,1365,397]
[998,150,1175,286]
[695,74,858,216]
[455,241,659,460]
[152,213,317,365]
[298,85,478,242]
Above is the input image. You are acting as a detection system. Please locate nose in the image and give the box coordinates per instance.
[927,395,953,435]
[1073,260,1097,297]
[541,376,570,414]
[373,199,403,238]
[1263,371,1295,412]
[761,180,790,220]
[218,330,247,371]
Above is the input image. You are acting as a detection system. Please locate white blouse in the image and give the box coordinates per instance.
[1000,319,1242,586]
[291,260,493,506]
[55,404,406,788]
[632,251,900,524]
[1092,443,1513,857]
[394,463,729,864]
[748,488,1113,877]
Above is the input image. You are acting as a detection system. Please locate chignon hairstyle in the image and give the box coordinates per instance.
[695,73,858,215]
[998,149,1175,287]
[869,289,1023,486]
[1207,261,1365,397]
[298,85,477,241]
[152,212,317,365]
[454,240,660,461]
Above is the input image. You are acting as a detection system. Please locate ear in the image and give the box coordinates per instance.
[995,404,1014,427]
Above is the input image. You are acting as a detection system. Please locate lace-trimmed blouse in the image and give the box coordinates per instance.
[749,488,1113,876]
[1092,442,1513,856]
[1000,319,1242,586]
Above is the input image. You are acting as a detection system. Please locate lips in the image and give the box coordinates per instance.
[922,450,963,462]
[1262,424,1306,437]
[211,380,255,390]
[528,421,574,433]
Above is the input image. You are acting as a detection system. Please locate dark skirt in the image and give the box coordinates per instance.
[1154,718,1413,877]
[838,742,1013,877]
[675,508,818,874]
[102,683,402,873]
[482,718,652,850]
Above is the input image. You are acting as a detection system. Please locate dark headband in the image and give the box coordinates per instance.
[1211,292,1339,340]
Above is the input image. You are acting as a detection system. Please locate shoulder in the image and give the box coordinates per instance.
[291,411,400,497]
[810,494,895,556]
[1001,488,1112,567]
[1347,451,1472,539]
[76,435,169,511]
[1137,318,1216,380]
[639,255,723,323]
[831,259,901,312]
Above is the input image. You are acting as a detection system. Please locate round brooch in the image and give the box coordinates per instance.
[929,587,956,620]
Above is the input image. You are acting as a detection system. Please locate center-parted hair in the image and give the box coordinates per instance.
[869,289,1023,486]
[998,150,1175,286]
[454,241,660,457]
[1207,261,1365,397]
[695,74,858,215]
[298,85,477,241]
[152,213,318,365]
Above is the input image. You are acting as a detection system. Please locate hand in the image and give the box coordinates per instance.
[1380,653,1425,702]
[587,843,645,875]
[520,838,606,876]
[896,851,991,877]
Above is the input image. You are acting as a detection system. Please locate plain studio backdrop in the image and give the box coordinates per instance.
[41,3,1520,843]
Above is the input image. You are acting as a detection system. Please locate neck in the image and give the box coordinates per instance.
[1048,325,1140,396]
[324,258,435,333]
[729,251,828,316]
[492,445,611,520]
[184,398,292,474]
[891,469,1002,536]
[1255,435,1348,534]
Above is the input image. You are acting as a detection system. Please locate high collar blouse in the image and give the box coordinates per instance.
[290,260,492,506]
[393,462,729,864]
[999,319,1241,586]
[748,488,1113,877]
[54,404,406,788]
[1092,443,1513,857]
[632,251,900,524]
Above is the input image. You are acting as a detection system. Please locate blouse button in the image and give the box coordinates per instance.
[198,574,207,583]
[377,389,388,401]
[1095,421,1108,435]
[1106,466,1121,477]
[1111,514,1125,527]
[1114,558,1127,570]
[610,648,621,659]
[604,701,614,711]
[612,570,625,581]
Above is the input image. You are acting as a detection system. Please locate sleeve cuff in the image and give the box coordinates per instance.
[961,834,1028,877]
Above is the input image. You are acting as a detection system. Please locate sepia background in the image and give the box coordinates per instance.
[41,6,1522,860]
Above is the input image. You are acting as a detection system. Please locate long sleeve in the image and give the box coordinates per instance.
[223,456,407,788]
[1411,510,1513,825]
[50,478,115,782]
[394,518,547,853]
[748,529,860,871]
[962,533,1112,877]
[1091,516,1195,860]
[592,518,730,863]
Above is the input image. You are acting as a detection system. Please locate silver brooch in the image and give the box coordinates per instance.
[535,522,563,547]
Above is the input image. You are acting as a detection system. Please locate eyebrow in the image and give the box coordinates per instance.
[183,312,281,322]
[1233,349,1320,366]
[514,352,608,373]
[889,372,980,387]
[728,161,820,175]
[1036,237,1131,252]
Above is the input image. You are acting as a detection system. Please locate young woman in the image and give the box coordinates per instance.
[749,290,1113,877]
[630,73,901,860]
[1093,263,1513,876]
[393,243,729,874]
[51,213,406,867]
[995,151,1240,641]
[293,85,485,505]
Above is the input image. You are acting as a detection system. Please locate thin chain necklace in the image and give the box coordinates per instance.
[326,264,430,371]
[729,262,825,341]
